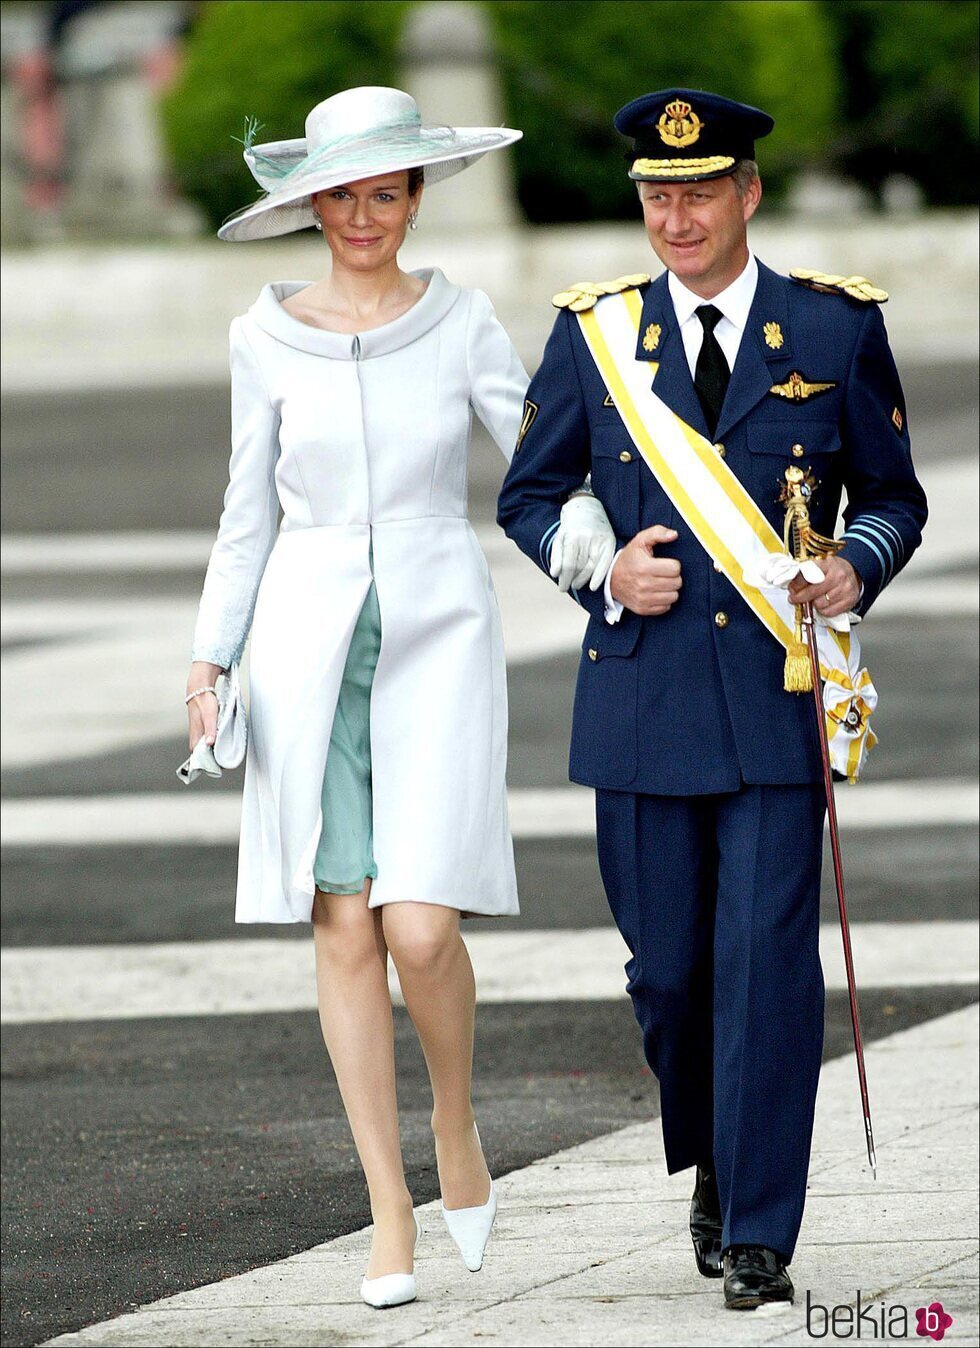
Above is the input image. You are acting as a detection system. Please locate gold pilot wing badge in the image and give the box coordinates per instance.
[769,371,837,402]
[657,99,704,147]
[763,321,784,350]
[642,323,662,352]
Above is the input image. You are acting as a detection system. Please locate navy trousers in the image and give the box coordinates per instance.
[595,783,826,1262]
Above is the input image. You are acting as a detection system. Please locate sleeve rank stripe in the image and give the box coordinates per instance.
[845,523,895,580]
[843,524,894,583]
[848,516,902,572]
[538,519,561,572]
[859,513,906,561]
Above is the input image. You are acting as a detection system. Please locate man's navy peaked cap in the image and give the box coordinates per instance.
[614,88,774,183]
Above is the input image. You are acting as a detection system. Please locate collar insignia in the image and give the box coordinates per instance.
[891,406,903,431]
[769,371,837,402]
[657,99,704,148]
[642,322,662,352]
[763,321,784,350]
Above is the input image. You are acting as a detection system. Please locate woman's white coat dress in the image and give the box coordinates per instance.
[192,269,528,922]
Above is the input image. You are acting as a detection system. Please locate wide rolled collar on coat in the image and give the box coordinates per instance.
[248,266,462,360]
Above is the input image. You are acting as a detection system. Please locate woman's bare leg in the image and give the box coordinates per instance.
[382,902,491,1209]
[312,883,417,1276]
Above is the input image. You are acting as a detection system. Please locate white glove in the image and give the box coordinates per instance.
[742,553,861,633]
[550,493,617,593]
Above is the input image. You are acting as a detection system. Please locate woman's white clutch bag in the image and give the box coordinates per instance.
[176,664,248,784]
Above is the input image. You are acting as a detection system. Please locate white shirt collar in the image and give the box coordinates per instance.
[667,253,758,335]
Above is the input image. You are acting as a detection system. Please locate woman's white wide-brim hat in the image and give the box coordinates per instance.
[218,86,522,242]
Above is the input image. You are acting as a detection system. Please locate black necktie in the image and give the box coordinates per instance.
[694,304,730,438]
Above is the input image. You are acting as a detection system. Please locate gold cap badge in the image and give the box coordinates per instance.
[657,99,704,148]
[642,323,662,352]
[763,321,784,350]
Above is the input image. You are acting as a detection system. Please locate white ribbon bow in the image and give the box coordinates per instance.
[741,552,861,633]
[742,553,877,782]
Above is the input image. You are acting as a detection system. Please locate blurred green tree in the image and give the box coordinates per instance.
[820,0,980,206]
[160,0,408,230]
[489,0,840,221]
[161,0,977,228]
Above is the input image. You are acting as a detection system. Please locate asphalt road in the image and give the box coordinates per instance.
[1,361,977,1346]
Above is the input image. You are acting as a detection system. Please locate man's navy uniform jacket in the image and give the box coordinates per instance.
[497,261,928,794]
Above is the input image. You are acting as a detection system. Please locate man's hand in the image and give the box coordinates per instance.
[609,525,682,616]
[787,555,861,618]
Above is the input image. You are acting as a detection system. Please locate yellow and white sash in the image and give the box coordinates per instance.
[577,289,877,782]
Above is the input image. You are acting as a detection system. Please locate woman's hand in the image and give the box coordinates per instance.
[550,492,618,592]
[186,661,223,750]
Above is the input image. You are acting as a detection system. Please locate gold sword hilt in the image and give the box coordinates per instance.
[779,465,844,562]
[778,466,841,692]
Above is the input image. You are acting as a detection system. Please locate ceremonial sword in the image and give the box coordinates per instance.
[780,465,877,1178]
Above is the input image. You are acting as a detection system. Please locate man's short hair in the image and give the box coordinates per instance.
[732,159,760,196]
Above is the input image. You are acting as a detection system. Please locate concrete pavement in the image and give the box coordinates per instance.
[40,1003,979,1347]
[3,279,976,1344]
[2,213,977,393]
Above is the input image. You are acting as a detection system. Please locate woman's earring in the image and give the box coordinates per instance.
[313,216,323,231]
[408,212,419,231]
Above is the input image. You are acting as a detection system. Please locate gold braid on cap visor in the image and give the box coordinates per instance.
[631,155,735,177]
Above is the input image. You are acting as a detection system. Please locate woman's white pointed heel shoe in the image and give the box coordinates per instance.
[442,1180,497,1272]
[360,1211,421,1309]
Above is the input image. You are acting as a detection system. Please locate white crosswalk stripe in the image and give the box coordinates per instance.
[1,779,976,846]
[3,922,977,1024]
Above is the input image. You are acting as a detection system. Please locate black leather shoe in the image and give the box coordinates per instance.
[723,1245,794,1309]
[690,1165,723,1278]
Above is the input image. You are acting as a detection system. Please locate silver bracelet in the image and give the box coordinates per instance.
[184,685,217,704]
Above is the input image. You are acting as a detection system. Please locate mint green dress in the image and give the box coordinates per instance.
[312,576,381,895]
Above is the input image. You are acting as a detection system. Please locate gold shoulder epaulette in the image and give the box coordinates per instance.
[552,273,651,312]
[790,269,888,303]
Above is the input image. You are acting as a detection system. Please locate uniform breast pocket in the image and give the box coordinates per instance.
[746,419,842,499]
[747,419,841,462]
[589,430,643,539]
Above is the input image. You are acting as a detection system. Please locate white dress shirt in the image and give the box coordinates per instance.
[668,252,758,378]
[602,255,759,622]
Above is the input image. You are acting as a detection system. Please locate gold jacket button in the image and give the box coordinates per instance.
[588,648,598,661]
[714,442,726,458]
[714,611,729,629]
[791,443,804,458]
[619,450,633,463]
